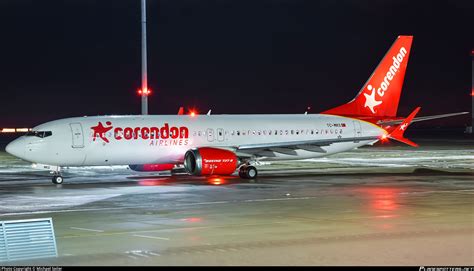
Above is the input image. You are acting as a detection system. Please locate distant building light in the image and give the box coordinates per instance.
[1,128,16,133]
[16,128,29,132]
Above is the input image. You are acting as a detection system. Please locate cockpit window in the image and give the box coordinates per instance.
[25,131,52,138]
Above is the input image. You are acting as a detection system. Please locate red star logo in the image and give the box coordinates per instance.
[400,123,408,131]
[91,121,113,143]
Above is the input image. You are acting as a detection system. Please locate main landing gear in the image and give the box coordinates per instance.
[52,175,64,184]
[52,167,64,184]
[239,165,258,179]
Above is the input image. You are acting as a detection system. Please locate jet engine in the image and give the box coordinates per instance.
[184,147,238,176]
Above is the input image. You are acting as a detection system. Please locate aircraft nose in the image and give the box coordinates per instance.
[5,139,24,158]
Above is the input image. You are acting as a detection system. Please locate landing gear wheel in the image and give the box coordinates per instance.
[52,175,64,184]
[238,166,246,178]
[246,166,257,178]
[239,165,258,179]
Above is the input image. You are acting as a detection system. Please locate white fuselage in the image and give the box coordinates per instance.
[6,114,385,167]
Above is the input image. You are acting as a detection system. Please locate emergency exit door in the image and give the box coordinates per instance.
[353,121,362,137]
[217,128,225,142]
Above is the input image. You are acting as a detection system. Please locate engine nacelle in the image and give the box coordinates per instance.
[184,147,238,176]
[129,163,175,172]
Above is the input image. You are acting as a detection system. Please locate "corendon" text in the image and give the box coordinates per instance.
[113,123,189,140]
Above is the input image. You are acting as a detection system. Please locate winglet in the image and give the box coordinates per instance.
[387,107,421,147]
[177,106,184,115]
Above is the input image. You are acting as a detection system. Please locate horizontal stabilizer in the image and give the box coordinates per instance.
[378,111,468,126]
[391,136,418,147]
[387,107,420,147]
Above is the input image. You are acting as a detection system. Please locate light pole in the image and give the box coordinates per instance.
[140,0,149,115]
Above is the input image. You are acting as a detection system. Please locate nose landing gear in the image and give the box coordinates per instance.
[51,167,64,184]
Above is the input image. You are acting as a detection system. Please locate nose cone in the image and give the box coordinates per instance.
[5,139,23,158]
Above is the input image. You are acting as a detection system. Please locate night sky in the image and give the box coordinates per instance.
[1,0,473,127]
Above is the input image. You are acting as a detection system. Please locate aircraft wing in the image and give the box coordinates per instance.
[377,112,468,126]
[233,136,380,157]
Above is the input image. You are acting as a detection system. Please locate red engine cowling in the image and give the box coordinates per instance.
[184,147,238,176]
[129,164,175,172]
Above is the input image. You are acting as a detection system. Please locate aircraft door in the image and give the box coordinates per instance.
[353,121,362,137]
[69,123,84,148]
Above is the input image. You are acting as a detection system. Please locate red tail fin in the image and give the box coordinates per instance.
[388,107,420,147]
[323,36,413,118]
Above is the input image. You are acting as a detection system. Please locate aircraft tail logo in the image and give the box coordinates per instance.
[323,35,413,118]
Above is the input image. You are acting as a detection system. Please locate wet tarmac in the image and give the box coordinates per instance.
[0,138,473,265]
